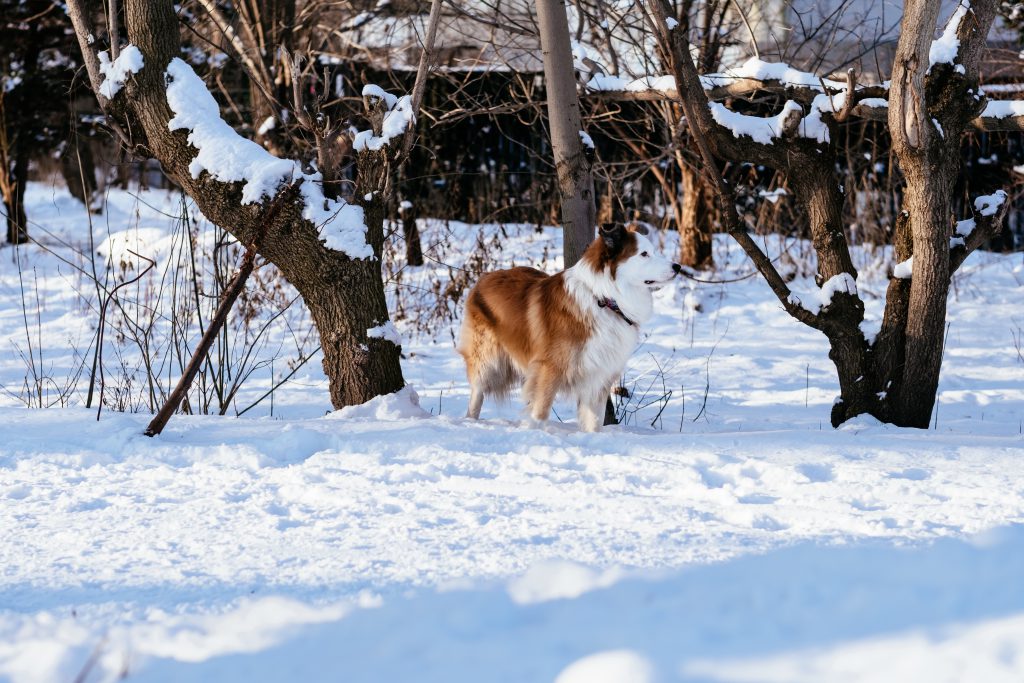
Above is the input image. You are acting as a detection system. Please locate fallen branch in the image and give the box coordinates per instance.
[144,184,295,436]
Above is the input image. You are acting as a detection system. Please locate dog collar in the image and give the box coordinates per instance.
[597,297,636,326]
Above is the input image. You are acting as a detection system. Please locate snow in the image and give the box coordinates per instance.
[353,85,415,152]
[981,100,1024,119]
[164,58,372,259]
[97,44,144,99]
[859,98,889,109]
[3,181,1024,681]
[366,320,402,347]
[929,1,970,69]
[256,116,276,136]
[820,272,858,305]
[708,100,802,145]
[974,190,1007,216]
[586,73,630,92]
[720,57,845,90]
[894,256,914,279]
[665,17,679,31]
[165,58,296,204]
[758,188,788,204]
[578,130,595,150]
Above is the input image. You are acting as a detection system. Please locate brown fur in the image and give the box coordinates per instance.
[459,227,641,423]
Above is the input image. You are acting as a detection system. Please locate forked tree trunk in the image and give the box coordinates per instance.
[880,0,998,427]
[648,0,1005,429]
[111,0,403,409]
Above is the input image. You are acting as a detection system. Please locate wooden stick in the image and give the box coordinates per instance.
[143,246,256,436]
[143,185,294,436]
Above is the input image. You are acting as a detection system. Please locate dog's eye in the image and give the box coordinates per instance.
[641,251,649,257]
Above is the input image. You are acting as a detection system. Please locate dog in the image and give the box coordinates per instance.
[458,222,681,432]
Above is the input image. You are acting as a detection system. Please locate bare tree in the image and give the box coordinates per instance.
[64,0,441,409]
[644,0,1013,427]
[537,0,597,267]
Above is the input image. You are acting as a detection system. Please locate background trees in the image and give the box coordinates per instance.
[646,0,1015,427]
[4,0,1022,427]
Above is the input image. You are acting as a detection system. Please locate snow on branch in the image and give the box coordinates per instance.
[974,190,1007,216]
[164,58,373,260]
[586,54,1024,133]
[354,84,415,152]
[98,44,144,99]
[951,190,1010,272]
[708,100,802,145]
[928,1,972,72]
[788,273,859,315]
[367,321,403,347]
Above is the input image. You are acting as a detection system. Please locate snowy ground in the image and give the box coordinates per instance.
[2,181,1024,682]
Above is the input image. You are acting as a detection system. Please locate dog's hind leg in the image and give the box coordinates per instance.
[467,385,484,419]
[523,362,559,427]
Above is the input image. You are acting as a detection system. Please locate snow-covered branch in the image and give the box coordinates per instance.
[586,55,1024,133]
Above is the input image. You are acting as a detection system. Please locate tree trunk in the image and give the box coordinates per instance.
[115,0,403,410]
[400,200,424,266]
[536,0,595,268]
[881,0,999,427]
[5,144,28,245]
[678,161,713,268]
[60,133,97,209]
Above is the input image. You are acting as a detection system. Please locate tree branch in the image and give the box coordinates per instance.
[643,0,822,330]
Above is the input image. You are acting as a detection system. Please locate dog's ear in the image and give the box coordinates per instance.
[600,222,624,249]
[626,222,649,236]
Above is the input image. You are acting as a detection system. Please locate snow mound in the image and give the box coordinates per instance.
[330,385,429,421]
[508,559,624,605]
[555,650,655,683]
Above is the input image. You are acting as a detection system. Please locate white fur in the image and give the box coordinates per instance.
[559,233,678,431]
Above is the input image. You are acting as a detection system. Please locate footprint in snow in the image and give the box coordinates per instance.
[695,463,732,489]
[887,467,932,481]
[796,463,835,483]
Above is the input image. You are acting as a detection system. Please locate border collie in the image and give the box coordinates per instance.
[458,222,681,431]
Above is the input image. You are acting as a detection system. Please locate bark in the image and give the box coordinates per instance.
[536,0,595,268]
[6,141,28,245]
[678,161,713,268]
[60,134,97,209]
[401,201,424,266]
[884,0,999,427]
[109,0,403,409]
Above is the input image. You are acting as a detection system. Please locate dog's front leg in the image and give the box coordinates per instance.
[524,362,558,428]
[577,386,609,432]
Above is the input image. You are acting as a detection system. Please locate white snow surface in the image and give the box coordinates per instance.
[981,100,1024,119]
[97,45,144,99]
[708,100,803,146]
[2,182,1024,682]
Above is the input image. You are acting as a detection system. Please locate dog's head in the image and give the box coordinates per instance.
[584,222,681,290]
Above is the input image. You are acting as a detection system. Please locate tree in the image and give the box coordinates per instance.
[65,0,444,409]
[537,0,597,268]
[644,0,1014,428]
[1,0,87,244]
